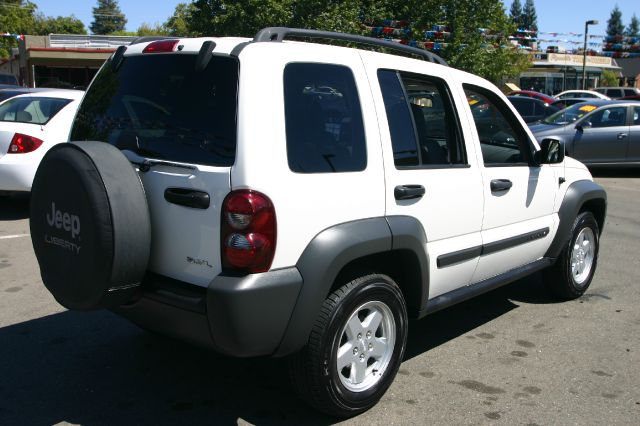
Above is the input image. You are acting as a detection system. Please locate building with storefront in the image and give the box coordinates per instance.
[519,52,621,95]
[2,34,136,89]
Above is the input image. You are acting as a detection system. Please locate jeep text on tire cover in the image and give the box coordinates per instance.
[29,28,607,417]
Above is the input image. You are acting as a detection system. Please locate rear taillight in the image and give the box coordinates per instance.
[221,190,276,273]
[142,40,179,53]
[8,133,43,154]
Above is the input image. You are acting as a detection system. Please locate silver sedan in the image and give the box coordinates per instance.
[530,100,640,166]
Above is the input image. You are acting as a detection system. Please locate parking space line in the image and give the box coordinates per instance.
[0,234,30,240]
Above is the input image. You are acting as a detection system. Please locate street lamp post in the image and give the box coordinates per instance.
[582,19,598,90]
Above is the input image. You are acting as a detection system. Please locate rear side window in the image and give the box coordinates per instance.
[71,54,239,167]
[0,97,71,124]
[284,63,366,173]
[608,89,623,98]
[378,69,466,167]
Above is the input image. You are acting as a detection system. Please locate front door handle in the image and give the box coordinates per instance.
[164,188,210,209]
[617,133,628,139]
[490,179,512,192]
[394,184,425,200]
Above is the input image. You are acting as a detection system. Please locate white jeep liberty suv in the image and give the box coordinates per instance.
[29,28,606,417]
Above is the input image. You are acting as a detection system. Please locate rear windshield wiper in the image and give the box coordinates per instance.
[132,159,197,172]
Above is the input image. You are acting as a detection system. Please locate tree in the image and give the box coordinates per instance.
[135,23,169,36]
[607,5,624,37]
[509,0,523,28]
[521,0,537,31]
[164,3,197,36]
[34,15,87,35]
[600,69,620,87]
[0,0,37,58]
[625,13,639,37]
[90,0,127,34]
[440,0,531,84]
[183,0,529,84]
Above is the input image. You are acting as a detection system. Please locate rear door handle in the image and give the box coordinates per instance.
[394,184,425,200]
[490,179,512,192]
[617,133,628,139]
[164,188,210,209]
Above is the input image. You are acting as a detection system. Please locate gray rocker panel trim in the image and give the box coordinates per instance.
[544,180,607,259]
[423,258,553,316]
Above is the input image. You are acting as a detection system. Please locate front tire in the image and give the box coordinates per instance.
[289,274,408,417]
[545,211,600,300]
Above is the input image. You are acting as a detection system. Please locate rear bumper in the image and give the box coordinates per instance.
[114,268,303,357]
[0,156,39,192]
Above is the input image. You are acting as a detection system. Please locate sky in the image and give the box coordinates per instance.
[28,0,640,48]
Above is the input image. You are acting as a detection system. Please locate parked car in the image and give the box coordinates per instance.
[530,100,640,166]
[555,90,610,100]
[550,98,593,110]
[0,87,56,103]
[28,29,606,417]
[507,95,561,123]
[619,94,640,101]
[0,89,83,194]
[595,86,640,99]
[0,73,19,87]
[507,89,556,104]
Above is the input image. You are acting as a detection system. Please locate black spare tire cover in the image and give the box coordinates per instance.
[30,141,151,311]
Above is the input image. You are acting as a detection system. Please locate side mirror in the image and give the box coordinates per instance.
[576,121,592,131]
[535,138,564,164]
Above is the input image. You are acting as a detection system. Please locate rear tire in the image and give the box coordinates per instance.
[545,211,600,300]
[289,274,408,417]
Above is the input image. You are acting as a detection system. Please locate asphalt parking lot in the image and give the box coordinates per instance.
[1,169,639,425]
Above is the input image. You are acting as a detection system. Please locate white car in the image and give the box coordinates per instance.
[0,89,83,194]
[555,89,610,100]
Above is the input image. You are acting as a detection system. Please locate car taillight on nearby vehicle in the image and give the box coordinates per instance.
[221,190,276,273]
[8,133,43,154]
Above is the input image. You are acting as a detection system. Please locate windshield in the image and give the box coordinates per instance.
[0,96,71,124]
[542,103,598,125]
[71,53,239,167]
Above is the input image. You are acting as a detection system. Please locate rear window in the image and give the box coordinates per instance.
[0,96,71,124]
[71,54,239,167]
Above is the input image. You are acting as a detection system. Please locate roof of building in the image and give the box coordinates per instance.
[615,58,640,78]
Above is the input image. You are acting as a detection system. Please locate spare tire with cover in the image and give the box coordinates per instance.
[30,141,151,311]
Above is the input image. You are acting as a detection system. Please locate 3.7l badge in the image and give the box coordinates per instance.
[186,256,213,268]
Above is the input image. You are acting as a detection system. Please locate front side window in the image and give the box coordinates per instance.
[378,69,465,167]
[284,63,366,173]
[0,97,71,124]
[633,107,640,125]
[464,85,530,166]
[586,106,627,128]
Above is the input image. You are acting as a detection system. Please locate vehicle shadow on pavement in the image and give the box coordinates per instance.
[0,310,333,425]
[405,274,555,361]
[0,275,557,425]
[0,195,29,221]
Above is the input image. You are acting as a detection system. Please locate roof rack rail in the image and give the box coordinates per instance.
[130,36,179,46]
[253,27,449,66]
